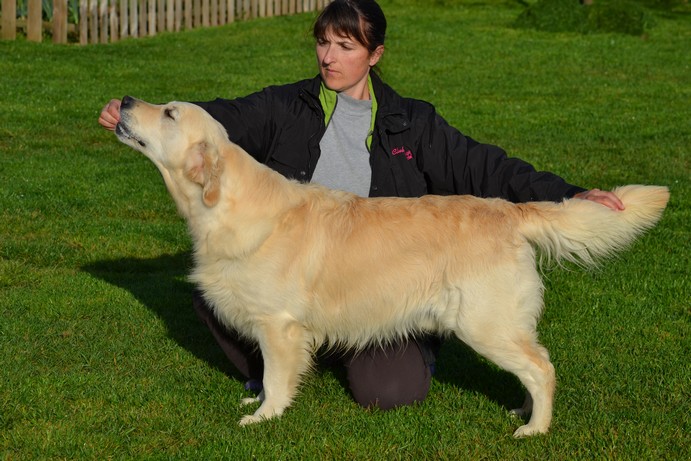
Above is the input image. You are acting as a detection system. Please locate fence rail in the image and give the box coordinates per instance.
[1,0,330,44]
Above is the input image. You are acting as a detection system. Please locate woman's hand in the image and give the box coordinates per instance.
[98,99,122,131]
[574,188,625,211]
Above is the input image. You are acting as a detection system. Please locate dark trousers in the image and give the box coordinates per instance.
[192,291,439,410]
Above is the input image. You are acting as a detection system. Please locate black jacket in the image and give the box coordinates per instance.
[195,72,585,202]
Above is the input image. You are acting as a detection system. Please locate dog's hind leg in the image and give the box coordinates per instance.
[505,339,555,438]
[453,271,556,437]
[458,325,555,437]
[238,317,312,426]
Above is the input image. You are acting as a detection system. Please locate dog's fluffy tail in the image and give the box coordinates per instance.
[518,185,670,267]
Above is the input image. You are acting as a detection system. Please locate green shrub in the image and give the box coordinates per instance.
[513,0,588,33]
[513,0,656,35]
[587,0,651,35]
[639,0,687,10]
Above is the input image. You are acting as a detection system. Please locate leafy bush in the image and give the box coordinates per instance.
[513,0,589,33]
[587,0,651,35]
[639,0,688,9]
[513,0,658,35]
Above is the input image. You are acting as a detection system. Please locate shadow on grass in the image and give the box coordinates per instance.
[434,341,524,412]
[82,252,243,380]
[83,252,524,413]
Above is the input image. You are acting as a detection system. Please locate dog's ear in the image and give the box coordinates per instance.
[184,141,223,207]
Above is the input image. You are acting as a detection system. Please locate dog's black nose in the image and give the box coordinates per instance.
[121,96,134,108]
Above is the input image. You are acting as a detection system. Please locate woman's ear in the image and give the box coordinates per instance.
[369,45,385,67]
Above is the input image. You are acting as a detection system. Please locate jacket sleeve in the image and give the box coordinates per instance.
[193,90,275,164]
[419,110,585,203]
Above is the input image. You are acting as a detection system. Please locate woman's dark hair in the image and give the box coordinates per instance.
[313,0,387,52]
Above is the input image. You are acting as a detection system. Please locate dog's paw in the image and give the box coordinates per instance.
[238,414,264,426]
[513,424,548,438]
[240,396,261,407]
[509,407,530,419]
[240,389,264,407]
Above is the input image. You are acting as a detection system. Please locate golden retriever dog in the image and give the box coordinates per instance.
[114,96,669,437]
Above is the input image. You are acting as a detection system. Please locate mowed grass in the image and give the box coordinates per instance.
[1,1,689,459]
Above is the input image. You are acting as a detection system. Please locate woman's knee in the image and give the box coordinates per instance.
[345,338,435,410]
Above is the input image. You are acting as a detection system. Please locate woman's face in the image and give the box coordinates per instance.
[316,28,383,100]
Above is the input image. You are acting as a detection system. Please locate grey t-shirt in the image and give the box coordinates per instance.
[311,92,372,197]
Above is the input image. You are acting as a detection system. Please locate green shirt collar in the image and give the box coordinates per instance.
[319,74,378,149]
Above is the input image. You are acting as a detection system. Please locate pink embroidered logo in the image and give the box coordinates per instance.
[392,146,413,160]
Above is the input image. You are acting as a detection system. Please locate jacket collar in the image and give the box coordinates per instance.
[300,73,410,134]
[369,72,410,134]
[299,76,324,111]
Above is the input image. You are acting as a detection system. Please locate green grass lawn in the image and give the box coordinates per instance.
[1,1,689,459]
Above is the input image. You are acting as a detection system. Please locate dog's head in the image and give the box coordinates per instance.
[115,96,227,208]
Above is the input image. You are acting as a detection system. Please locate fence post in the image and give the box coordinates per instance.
[219,0,226,25]
[99,0,108,43]
[167,0,174,31]
[157,0,164,33]
[130,0,138,37]
[120,0,129,39]
[210,0,217,26]
[53,0,68,43]
[79,0,87,44]
[27,0,43,42]
[1,0,16,40]
[110,2,119,41]
[175,0,182,30]
[184,0,192,28]
[148,0,156,36]
[140,0,148,37]
[202,0,210,26]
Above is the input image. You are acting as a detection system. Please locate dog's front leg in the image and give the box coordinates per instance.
[238,318,312,426]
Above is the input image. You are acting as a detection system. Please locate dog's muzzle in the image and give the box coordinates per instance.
[115,121,146,148]
[116,96,146,147]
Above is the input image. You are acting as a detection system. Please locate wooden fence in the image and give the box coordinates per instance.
[1,0,331,44]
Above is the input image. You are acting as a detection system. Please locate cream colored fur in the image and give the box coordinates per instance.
[115,97,669,437]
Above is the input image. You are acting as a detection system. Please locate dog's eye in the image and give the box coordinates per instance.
[164,107,178,120]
